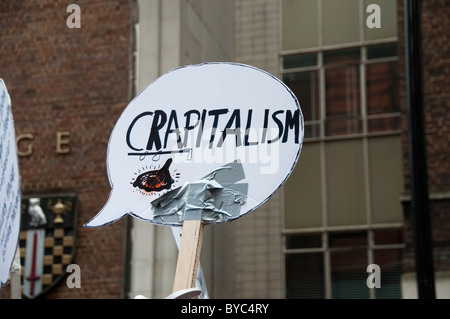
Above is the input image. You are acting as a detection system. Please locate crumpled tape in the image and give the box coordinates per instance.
[151,160,248,224]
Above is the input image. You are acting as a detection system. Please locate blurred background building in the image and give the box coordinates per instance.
[0,0,448,299]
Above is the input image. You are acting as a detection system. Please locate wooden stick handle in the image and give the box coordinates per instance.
[172,219,204,293]
[10,245,22,299]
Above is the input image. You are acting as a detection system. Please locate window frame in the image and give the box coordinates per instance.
[280,0,403,299]
[281,41,400,142]
[283,226,405,299]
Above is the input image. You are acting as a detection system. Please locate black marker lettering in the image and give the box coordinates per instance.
[218,109,242,147]
[196,109,207,148]
[244,109,258,146]
[127,111,153,151]
[126,107,300,154]
[146,110,167,151]
[282,109,300,143]
[183,110,201,147]
[261,109,270,144]
[164,110,183,149]
[267,110,284,144]
[208,108,228,148]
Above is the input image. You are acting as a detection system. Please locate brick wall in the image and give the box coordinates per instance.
[398,0,450,272]
[420,0,450,192]
[0,0,131,298]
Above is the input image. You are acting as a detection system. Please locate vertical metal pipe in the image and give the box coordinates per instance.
[403,0,435,299]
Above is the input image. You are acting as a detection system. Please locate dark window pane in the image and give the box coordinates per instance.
[366,60,399,132]
[286,234,322,249]
[305,123,320,138]
[283,53,317,69]
[325,63,361,136]
[329,231,367,248]
[283,71,320,138]
[330,248,369,299]
[325,117,362,136]
[366,61,399,114]
[285,253,324,298]
[374,229,403,245]
[373,249,403,299]
[329,233,368,299]
[325,65,360,117]
[367,116,400,133]
[324,47,360,65]
[367,43,397,60]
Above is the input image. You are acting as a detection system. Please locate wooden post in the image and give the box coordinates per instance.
[10,246,22,299]
[172,219,204,293]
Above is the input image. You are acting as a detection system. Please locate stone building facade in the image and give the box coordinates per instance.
[0,0,449,299]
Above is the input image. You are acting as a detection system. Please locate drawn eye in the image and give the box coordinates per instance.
[132,159,174,192]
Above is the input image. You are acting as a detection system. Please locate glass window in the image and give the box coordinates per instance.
[374,229,403,246]
[329,232,369,298]
[282,45,400,138]
[285,230,404,299]
[330,247,369,298]
[286,234,322,249]
[366,59,400,133]
[325,65,361,136]
[329,231,367,247]
[324,47,360,65]
[373,249,403,298]
[367,43,397,60]
[282,0,403,300]
[283,53,317,69]
[283,70,320,138]
[285,253,325,298]
[324,48,362,136]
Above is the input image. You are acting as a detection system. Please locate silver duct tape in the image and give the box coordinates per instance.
[151,160,248,224]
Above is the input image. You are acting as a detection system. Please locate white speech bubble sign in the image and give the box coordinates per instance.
[0,79,21,286]
[85,63,303,227]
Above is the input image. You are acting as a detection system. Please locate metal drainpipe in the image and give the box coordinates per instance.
[404,0,435,299]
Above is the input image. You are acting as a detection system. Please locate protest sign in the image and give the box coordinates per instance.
[86,63,303,228]
[85,63,303,295]
[0,79,21,288]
